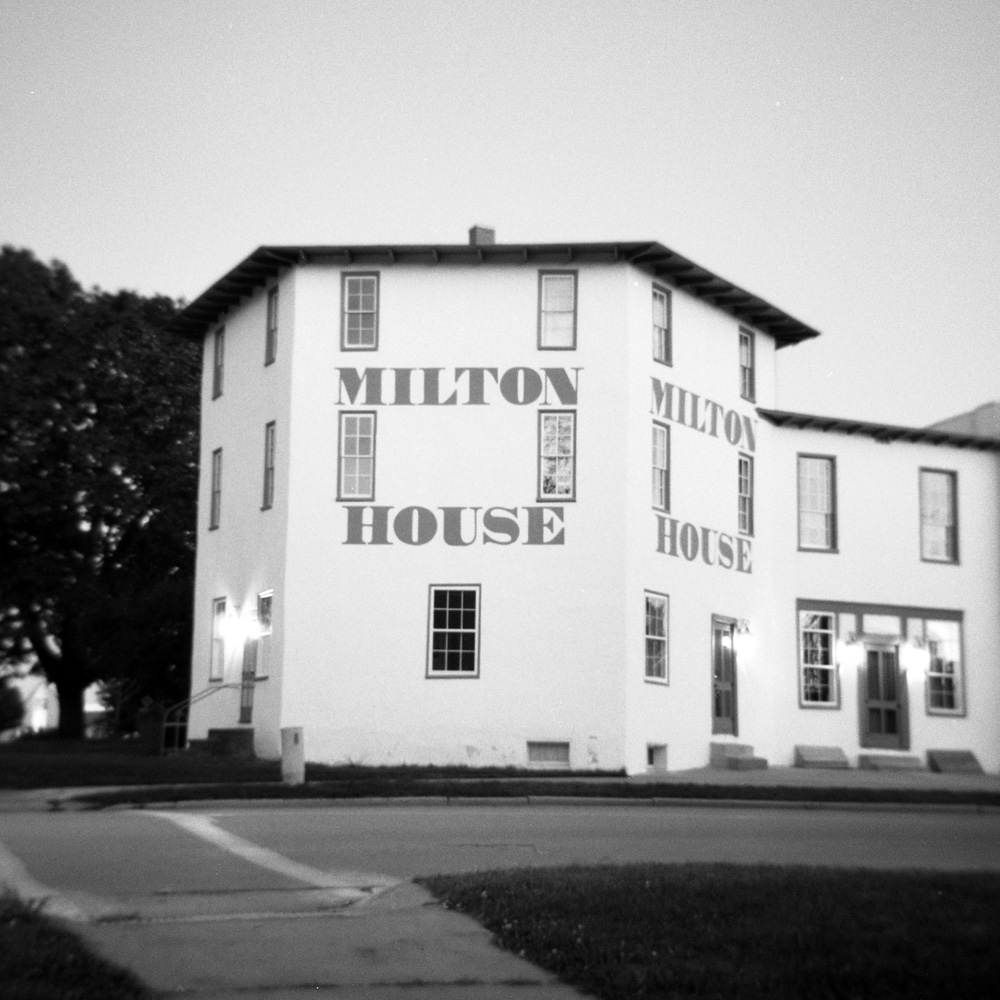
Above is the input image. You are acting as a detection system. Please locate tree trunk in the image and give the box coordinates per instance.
[54,671,87,738]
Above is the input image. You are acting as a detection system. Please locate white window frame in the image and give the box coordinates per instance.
[262,421,276,510]
[212,327,224,399]
[739,327,755,402]
[919,468,958,563]
[209,447,222,529]
[798,455,836,551]
[210,597,226,681]
[738,453,753,536]
[910,616,965,716]
[652,285,671,364]
[337,411,376,501]
[798,610,839,706]
[652,421,670,511]
[538,271,577,349]
[645,591,669,683]
[341,273,379,350]
[265,286,278,365]
[538,410,576,500]
[427,585,481,677]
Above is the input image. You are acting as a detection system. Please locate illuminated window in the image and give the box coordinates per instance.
[798,455,836,550]
[739,328,755,401]
[652,285,671,364]
[919,469,958,563]
[257,591,273,678]
[265,287,278,364]
[738,453,753,535]
[652,422,669,511]
[212,327,225,399]
[428,586,480,676]
[538,271,577,348]
[799,611,837,705]
[645,592,668,681]
[210,597,226,681]
[909,617,963,714]
[341,273,379,350]
[539,411,576,499]
[338,412,376,500]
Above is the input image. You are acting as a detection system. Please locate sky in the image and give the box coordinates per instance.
[2,0,998,428]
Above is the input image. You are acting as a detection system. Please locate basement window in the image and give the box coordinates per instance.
[527,741,570,766]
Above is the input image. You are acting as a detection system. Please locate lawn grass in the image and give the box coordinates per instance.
[0,895,152,1000]
[419,863,1000,999]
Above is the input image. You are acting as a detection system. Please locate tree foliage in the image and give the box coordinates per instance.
[0,245,200,736]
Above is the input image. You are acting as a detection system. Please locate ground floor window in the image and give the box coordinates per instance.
[427,585,480,676]
[799,610,838,706]
[210,597,226,680]
[908,616,964,714]
[645,591,668,681]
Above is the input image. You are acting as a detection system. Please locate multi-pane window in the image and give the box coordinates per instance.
[737,454,753,535]
[652,422,669,511]
[645,592,668,681]
[212,327,225,399]
[539,411,576,499]
[798,455,836,550]
[257,591,273,678]
[919,469,958,562]
[341,273,379,350]
[909,617,963,714]
[338,412,376,500]
[209,448,222,529]
[210,597,226,680]
[265,287,278,364]
[739,327,755,401]
[799,611,837,705]
[262,421,276,510]
[538,271,577,348]
[428,586,480,676]
[652,285,671,364]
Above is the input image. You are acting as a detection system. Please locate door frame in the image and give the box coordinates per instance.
[858,638,909,750]
[711,615,738,736]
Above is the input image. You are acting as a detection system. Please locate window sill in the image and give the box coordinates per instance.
[644,677,669,686]
[920,557,960,566]
[426,672,480,680]
[798,700,841,710]
[798,546,839,554]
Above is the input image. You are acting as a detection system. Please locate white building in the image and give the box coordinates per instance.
[169,230,1000,774]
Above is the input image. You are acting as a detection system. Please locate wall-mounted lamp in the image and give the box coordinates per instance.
[736,619,751,635]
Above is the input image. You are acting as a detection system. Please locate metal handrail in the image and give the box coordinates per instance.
[161,683,241,754]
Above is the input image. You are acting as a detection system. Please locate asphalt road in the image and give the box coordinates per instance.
[2,801,999,914]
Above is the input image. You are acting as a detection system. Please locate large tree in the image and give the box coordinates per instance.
[0,246,200,736]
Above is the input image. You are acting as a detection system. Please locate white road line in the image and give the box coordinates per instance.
[148,812,398,891]
[0,836,88,921]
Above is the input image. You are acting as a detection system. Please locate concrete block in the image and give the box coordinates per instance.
[726,756,768,771]
[794,745,850,769]
[858,754,924,771]
[710,742,754,768]
[926,749,984,774]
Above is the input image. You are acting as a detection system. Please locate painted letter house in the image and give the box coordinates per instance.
[168,229,1000,774]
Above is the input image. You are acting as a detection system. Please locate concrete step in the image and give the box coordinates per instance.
[858,754,924,771]
[927,749,984,774]
[726,755,768,771]
[794,745,850,770]
[709,742,755,768]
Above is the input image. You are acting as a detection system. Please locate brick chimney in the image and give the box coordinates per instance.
[468,225,495,246]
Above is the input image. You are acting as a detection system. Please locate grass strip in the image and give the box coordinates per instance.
[0,895,152,1000]
[419,863,1000,1000]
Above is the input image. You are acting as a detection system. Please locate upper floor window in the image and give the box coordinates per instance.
[737,453,753,535]
[212,327,225,399]
[338,412,376,500]
[262,421,276,510]
[341,273,379,350]
[739,328,755,402]
[645,591,669,682]
[265,287,278,365]
[652,422,670,511]
[427,585,480,677]
[798,455,836,551]
[538,271,577,349]
[209,448,222,529]
[652,285,671,364]
[919,469,958,563]
[538,411,576,500]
